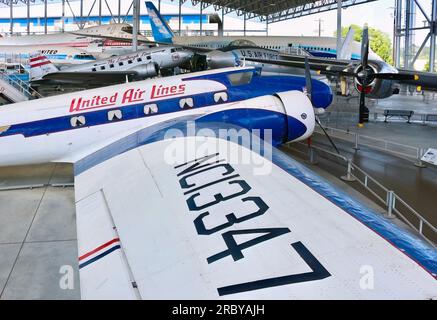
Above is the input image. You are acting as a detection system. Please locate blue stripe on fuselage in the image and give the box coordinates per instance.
[0,70,331,139]
[74,109,306,176]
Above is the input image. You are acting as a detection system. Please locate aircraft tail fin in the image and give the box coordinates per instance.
[338,26,355,60]
[29,54,59,81]
[145,1,174,44]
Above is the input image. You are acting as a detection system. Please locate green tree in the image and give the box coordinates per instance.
[424,61,429,72]
[335,24,393,65]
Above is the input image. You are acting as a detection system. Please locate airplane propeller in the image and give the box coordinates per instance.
[356,24,372,126]
[304,57,341,154]
[334,25,418,126]
[243,24,419,127]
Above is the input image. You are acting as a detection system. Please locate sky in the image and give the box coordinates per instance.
[0,0,432,47]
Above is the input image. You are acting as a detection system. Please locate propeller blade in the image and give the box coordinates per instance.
[372,73,419,81]
[358,90,366,125]
[304,57,312,102]
[361,24,369,68]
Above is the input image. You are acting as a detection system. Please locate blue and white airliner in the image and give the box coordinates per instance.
[0,44,96,66]
[145,1,381,61]
[0,66,435,299]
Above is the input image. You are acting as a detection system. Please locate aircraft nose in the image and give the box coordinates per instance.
[275,90,315,142]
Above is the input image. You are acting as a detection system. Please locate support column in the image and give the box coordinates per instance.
[158,0,161,11]
[9,0,13,35]
[132,0,139,52]
[404,0,411,68]
[178,0,182,36]
[118,0,121,23]
[99,0,102,25]
[404,0,416,69]
[80,0,84,28]
[44,0,48,34]
[62,0,65,32]
[243,14,246,36]
[430,0,437,72]
[221,7,224,36]
[394,0,402,67]
[336,0,342,57]
[27,0,30,35]
[200,1,203,36]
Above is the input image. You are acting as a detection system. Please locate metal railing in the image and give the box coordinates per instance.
[0,71,42,99]
[313,126,427,167]
[320,109,437,126]
[286,142,436,246]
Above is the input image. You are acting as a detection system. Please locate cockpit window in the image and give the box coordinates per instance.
[228,39,257,47]
[227,71,253,86]
[121,26,133,34]
[121,25,142,35]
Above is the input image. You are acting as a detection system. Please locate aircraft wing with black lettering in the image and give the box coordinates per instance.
[72,121,437,299]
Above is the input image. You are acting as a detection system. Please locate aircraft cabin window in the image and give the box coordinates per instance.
[91,68,96,72]
[144,104,158,115]
[171,48,176,53]
[119,62,124,66]
[107,110,122,121]
[214,91,228,103]
[109,64,114,68]
[227,71,253,86]
[137,58,142,62]
[70,116,86,127]
[100,66,106,70]
[179,97,194,109]
[146,56,151,60]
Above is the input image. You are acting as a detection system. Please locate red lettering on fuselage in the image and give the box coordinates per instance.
[68,88,148,113]
[122,88,146,104]
[150,84,185,99]
[69,93,118,112]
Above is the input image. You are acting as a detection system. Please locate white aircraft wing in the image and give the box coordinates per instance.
[73,122,437,299]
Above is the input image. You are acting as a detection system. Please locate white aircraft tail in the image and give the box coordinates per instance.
[338,27,355,60]
[29,54,59,81]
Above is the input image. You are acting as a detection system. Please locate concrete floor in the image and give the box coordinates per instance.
[306,94,437,243]
[0,163,80,300]
[321,94,437,149]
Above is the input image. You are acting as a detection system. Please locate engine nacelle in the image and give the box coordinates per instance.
[131,62,159,79]
[353,60,398,99]
[206,50,239,69]
[197,90,315,145]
